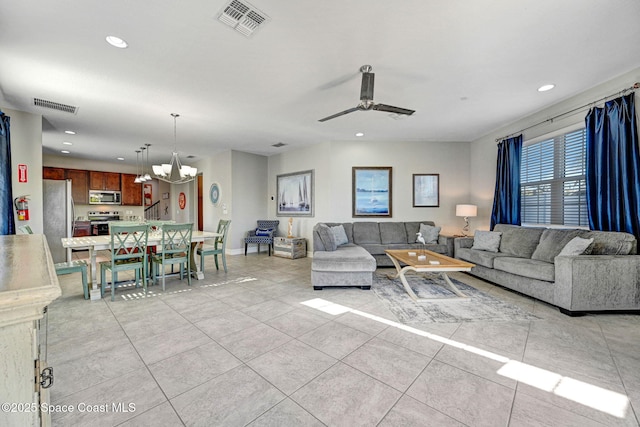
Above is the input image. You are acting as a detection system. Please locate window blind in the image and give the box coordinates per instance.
[521,128,587,226]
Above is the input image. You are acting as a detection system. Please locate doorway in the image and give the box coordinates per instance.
[197,174,203,231]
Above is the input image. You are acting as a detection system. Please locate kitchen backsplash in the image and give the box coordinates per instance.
[74,204,144,220]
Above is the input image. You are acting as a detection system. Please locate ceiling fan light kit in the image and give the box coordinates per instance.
[152,113,198,184]
[318,65,415,122]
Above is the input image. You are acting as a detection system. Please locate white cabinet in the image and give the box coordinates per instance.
[0,235,61,427]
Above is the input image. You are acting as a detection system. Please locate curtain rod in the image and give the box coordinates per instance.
[496,82,640,143]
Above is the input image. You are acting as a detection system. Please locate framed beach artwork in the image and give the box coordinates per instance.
[143,183,152,207]
[413,173,439,207]
[352,167,392,217]
[276,169,314,217]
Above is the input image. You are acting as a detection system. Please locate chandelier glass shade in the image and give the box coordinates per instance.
[152,113,197,184]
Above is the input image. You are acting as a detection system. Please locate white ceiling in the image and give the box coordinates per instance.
[1,0,640,167]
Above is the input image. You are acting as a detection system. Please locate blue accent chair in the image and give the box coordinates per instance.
[244,220,279,256]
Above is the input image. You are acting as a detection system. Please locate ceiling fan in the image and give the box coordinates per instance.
[318,65,415,122]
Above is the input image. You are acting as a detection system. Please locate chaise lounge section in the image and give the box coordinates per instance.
[311,221,452,290]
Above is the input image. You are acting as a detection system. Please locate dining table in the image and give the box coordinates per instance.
[61,230,221,300]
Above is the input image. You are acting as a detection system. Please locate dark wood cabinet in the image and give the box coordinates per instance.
[65,169,89,205]
[89,171,121,191]
[121,173,142,206]
[43,167,65,180]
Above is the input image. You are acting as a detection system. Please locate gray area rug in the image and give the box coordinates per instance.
[372,273,538,324]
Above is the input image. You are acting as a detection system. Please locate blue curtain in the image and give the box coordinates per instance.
[585,93,640,238]
[490,135,522,229]
[0,110,15,235]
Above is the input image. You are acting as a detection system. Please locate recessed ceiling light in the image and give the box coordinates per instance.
[64,130,76,135]
[61,150,70,154]
[117,157,125,161]
[355,132,364,137]
[538,84,555,92]
[106,35,128,49]
[62,141,73,146]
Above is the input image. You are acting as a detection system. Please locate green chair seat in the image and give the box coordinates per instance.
[55,260,89,300]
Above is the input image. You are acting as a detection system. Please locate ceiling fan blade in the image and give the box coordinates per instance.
[318,107,360,122]
[360,72,374,101]
[372,103,415,115]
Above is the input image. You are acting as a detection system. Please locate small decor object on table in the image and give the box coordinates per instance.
[273,237,307,259]
[287,217,294,238]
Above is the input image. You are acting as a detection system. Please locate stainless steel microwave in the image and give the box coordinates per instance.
[89,190,122,205]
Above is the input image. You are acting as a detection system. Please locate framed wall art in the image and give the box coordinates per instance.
[276,169,314,217]
[352,166,392,217]
[143,183,152,207]
[413,173,439,207]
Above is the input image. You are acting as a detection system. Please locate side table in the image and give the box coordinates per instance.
[273,237,307,259]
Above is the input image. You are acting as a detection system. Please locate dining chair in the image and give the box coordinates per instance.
[150,223,193,291]
[100,224,149,301]
[18,225,33,234]
[197,219,231,273]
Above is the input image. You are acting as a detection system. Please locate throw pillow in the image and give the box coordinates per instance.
[255,228,273,236]
[417,224,441,244]
[471,231,502,252]
[558,237,594,256]
[316,223,337,251]
[331,225,349,246]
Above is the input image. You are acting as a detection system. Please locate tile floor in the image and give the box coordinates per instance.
[46,251,640,426]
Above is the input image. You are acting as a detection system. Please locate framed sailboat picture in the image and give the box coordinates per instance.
[352,166,392,217]
[276,169,314,217]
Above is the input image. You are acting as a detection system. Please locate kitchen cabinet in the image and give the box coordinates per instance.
[65,169,89,205]
[121,173,142,206]
[43,167,65,180]
[89,171,120,191]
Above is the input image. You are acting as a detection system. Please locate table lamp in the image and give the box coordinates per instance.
[456,204,477,236]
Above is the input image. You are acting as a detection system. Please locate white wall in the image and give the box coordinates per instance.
[4,108,43,233]
[268,139,472,245]
[469,67,640,231]
[231,151,268,252]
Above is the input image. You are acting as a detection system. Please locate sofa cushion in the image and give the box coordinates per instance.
[407,243,449,255]
[331,225,349,246]
[353,222,381,244]
[558,236,594,256]
[494,224,545,258]
[494,257,555,282]
[418,224,441,244]
[580,230,637,255]
[404,221,435,243]
[326,222,353,243]
[380,222,408,244]
[311,244,376,272]
[358,243,388,256]
[471,231,502,252]
[456,247,513,268]
[316,223,337,251]
[531,229,583,263]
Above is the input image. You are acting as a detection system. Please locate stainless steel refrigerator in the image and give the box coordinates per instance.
[43,179,74,263]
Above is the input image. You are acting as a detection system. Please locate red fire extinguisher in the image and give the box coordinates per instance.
[14,195,30,221]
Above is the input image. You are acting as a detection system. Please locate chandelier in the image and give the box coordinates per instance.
[152,113,197,184]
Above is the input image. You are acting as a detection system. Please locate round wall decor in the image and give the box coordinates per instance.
[178,192,186,210]
[210,183,221,206]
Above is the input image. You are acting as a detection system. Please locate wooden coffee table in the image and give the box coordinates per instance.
[384,249,475,302]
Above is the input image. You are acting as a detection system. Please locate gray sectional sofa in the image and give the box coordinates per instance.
[454,224,640,315]
[311,221,453,290]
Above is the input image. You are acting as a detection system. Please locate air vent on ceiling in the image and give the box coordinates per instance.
[33,98,78,114]
[217,0,269,37]
[272,142,286,148]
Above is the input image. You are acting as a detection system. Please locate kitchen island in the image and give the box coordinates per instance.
[0,234,62,427]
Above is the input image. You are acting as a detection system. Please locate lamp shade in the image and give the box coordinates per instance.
[456,204,477,217]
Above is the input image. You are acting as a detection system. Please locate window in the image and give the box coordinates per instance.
[521,128,588,226]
